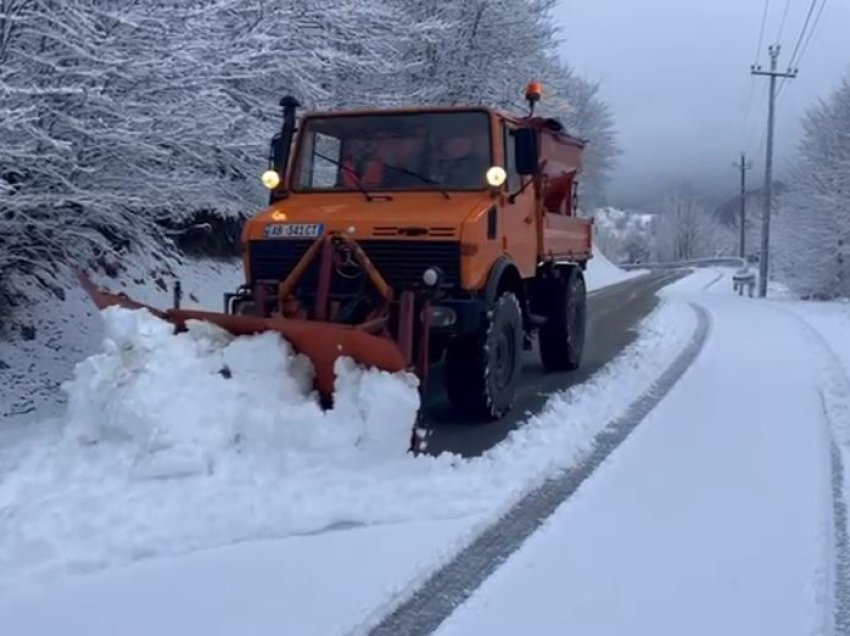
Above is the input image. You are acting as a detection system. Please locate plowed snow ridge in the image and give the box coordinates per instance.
[0,296,696,599]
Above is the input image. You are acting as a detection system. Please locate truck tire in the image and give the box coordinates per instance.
[444,291,523,420]
[539,266,586,372]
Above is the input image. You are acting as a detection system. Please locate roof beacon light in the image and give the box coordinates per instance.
[525,81,543,115]
[526,82,543,102]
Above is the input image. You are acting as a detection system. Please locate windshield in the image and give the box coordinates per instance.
[292,110,492,192]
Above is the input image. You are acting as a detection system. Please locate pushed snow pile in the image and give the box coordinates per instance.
[0,299,698,596]
[584,243,645,291]
[64,307,418,466]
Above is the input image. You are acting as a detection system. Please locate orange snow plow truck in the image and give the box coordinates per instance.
[79,84,592,445]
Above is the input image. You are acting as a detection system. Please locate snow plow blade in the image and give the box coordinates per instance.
[77,272,407,399]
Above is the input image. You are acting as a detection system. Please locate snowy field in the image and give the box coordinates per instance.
[0,258,689,635]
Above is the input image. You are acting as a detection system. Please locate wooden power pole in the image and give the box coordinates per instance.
[751,45,797,297]
[732,153,753,259]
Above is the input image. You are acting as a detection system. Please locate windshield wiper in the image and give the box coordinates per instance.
[382,163,451,199]
[313,152,392,202]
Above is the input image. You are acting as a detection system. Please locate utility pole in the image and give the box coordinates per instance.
[732,152,752,259]
[751,45,797,297]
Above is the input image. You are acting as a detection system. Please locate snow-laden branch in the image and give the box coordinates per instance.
[0,0,619,305]
[773,73,850,298]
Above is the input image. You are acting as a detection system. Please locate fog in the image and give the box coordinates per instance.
[555,0,850,210]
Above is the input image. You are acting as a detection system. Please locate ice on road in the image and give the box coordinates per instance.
[436,275,839,636]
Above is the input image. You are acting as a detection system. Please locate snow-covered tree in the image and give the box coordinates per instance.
[591,207,654,264]
[774,72,850,299]
[547,69,618,210]
[388,0,558,108]
[0,0,436,293]
[0,0,619,308]
[385,0,618,206]
[651,190,734,261]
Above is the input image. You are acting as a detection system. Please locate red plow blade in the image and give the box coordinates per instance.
[77,272,407,399]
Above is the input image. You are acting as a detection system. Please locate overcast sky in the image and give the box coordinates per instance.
[554,0,850,209]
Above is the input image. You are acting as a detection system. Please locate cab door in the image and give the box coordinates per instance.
[500,123,537,278]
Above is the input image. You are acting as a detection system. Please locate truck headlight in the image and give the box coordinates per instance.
[261,170,281,189]
[486,166,507,188]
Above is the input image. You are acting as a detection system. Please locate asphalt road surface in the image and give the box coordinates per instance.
[422,270,686,457]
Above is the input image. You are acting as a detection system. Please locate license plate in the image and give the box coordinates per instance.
[264,223,324,239]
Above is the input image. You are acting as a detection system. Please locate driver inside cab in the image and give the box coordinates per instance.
[433,133,488,189]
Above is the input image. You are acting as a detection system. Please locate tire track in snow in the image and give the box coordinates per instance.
[701,270,725,291]
[780,310,850,636]
[366,301,710,636]
[828,413,850,636]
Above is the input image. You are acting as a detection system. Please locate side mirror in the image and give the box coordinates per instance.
[514,128,539,175]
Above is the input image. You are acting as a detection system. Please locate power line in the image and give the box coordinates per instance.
[753,0,771,65]
[787,0,818,69]
[794,0,828,70]
[744,0,772,151]
[776,0,827,102]
[776,0,792,43]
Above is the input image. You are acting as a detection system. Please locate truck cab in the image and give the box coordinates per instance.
[238,90,592,420]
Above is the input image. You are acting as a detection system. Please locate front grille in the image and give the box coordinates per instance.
[249,239,313,282]
[358,240,461,287]
[248,239,462,289]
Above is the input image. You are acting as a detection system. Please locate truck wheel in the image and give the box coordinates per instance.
[539,267,586,372]
[444,292,523,420]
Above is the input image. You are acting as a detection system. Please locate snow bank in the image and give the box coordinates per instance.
[0,256,243,427]
[65,307,418,465]
[1,243,635,427]
[0,291,698,598]
[584,244,646,291]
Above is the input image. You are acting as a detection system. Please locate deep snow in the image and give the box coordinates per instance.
[584,243,646,289]
[0,297,697,593]
[0,256,243,426]
[0,278,699,633]
[435,271,848,636]
[1,242,632,430]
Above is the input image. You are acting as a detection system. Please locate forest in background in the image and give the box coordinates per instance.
[593,68,850,301]
[0,0,618,311]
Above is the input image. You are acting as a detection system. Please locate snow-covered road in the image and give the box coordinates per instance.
[2,267,848,635]
[0,267,691,635]
[435,271,850,636]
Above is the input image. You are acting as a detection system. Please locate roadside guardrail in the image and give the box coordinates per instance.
[619,257,757,297]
